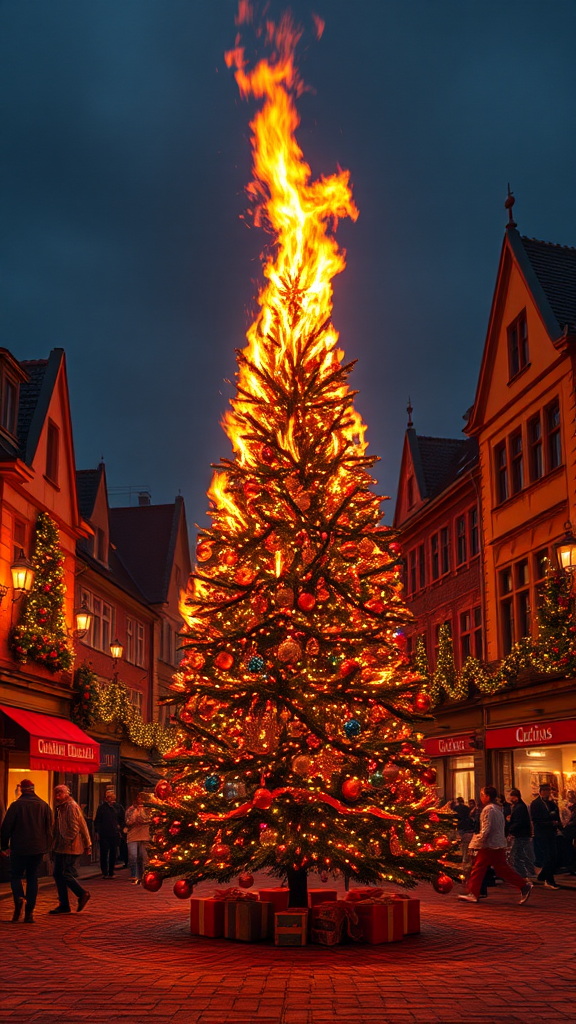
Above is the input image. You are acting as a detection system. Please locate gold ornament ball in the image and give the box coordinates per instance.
[292,754,312,776]
[278,638,302,663]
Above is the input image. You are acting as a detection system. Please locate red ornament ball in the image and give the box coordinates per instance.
[173,878,193,900]
[211,842,231,860]
[339,659,359,679]
[215,651,234,671]
[154,780,172,801]
[414,692,432,713]
[252,787,273,810]
[421,767,437,786]
[196,542,213,562]
[382,764,400,783]
[238,872,254,888]
[342,778,362,802]
[340,541,358,560]
[141,871,163,893]
[432,873,454,895]
[297,592,316,612]
[260,445,275,464]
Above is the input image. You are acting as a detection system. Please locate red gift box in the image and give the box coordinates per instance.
[257,887,290,913]
[224,900,273,941]
[274,908,308,946]
[190,897,225,938]
[389,894,420,935]
[307,888,337,908]
[354,901,404,944]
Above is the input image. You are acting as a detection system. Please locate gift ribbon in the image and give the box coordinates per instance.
[310,900,363,943]
[199,786,402,823]
[213,887,259,901]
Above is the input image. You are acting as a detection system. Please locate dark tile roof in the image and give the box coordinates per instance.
[416,435,478,499]
[76,469,101,521]
[520,236,576,332]
[77,545,149,606]
[17,360,48,460]
[109,503,180,604]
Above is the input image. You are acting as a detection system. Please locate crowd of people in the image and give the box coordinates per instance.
[451,783,576,906]
[0,781,151,922]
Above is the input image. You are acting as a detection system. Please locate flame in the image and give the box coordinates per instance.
[223,11,366,464]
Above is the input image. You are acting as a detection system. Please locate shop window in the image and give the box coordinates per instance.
[418,544,426,589]
[408,549,416,595]
[469,506,479,556]
[510,430,524,493]
[440,527,450,575]
[431,533,439,581]
[546,399,561,471]
[495,442,508,504]
[507,312,529,380]
[456,516,466,565]
[45,421,59,484]
[451,755,475,803]
[13,518,27,561]
[529,414,543,481]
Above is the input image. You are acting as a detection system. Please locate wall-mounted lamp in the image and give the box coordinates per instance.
[555,523,576,573]
[73,600,92,639]
[10,550,35,599]
[110,638,124,663]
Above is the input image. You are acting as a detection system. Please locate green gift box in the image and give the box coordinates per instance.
[224,900,273,941]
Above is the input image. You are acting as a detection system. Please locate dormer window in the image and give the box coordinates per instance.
[507,311,529,380]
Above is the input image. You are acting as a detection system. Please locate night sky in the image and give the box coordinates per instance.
[1,1,575,535]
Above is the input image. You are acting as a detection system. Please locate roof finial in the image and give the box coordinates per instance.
[407,396,413,429]
[505,184,516,229]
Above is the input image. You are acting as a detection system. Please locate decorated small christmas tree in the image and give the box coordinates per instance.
[10,511,72,673]
[148,13,455,905]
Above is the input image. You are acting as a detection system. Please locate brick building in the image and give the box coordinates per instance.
[395,206,576,805]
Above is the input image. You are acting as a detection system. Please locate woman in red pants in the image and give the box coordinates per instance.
[458,785,532,905]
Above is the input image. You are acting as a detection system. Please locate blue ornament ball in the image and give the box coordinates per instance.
[344,719,362,739]
[248,655,266,673]
[205,774,221,793]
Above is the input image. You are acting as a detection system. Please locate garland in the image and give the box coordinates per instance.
[71,664,177,754]
[415,569,576,707]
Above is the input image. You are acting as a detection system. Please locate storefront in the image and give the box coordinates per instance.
[424,733,478,803]
[0,704,100,809]
[486,717,576,807]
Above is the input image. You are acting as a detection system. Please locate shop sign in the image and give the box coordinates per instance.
[424,734,476,758]
[98,743,119,773]
[32,736,98,763]
[485,718,576,750]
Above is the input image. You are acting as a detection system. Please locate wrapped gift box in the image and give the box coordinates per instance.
[224,900,273,942]
[257,887,290,914]
[310,901,362,945]
[274,908,308,946]
[190,897,225,938]
[389,894,420,935]
[354,901,404,944]
[307,888,338,908]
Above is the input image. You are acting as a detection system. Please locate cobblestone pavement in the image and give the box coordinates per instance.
[0,870,574,1024]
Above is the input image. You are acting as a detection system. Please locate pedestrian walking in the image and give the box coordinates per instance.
[453,797,475,864]
[458,785,532,905]
[50,784,92,914]
[468,798,480,832]
[506,787,536,880]
[94,789,125,878]
[124,792,150,884]
[530,783,562,889]
[0,780,52,923]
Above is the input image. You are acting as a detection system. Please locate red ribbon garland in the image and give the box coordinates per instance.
[198,785,403,823]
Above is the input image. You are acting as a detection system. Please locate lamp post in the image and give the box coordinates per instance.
[10,549,35,599]
[555,524,576,574]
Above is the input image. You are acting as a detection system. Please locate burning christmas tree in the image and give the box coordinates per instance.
[148,11,455,906]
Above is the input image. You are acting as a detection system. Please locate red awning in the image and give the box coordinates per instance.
[0,705,100,773]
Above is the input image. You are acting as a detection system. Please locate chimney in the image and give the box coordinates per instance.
[138,491,151,507]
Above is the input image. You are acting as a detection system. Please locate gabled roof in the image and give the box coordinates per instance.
[18,350,64,466]
[412,434,478,501]
[520,235,576,333]
[109,498,187,604]
[76,467,103,521]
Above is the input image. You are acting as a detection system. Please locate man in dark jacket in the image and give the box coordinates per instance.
[0,780,53,923]
[94,789,125,878]
[530,783,561,888]
[506,788,535,880]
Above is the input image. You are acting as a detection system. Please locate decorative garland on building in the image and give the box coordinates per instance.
[9,512,73,672]
[71,664,177,754]
[415,569,576,707]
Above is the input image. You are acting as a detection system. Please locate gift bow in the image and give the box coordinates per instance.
[212,887,259,901]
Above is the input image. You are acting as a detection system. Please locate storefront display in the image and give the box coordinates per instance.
[486,718,576,806]
[424,734,476,802]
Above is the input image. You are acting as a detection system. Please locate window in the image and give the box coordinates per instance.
[515,560,531,637]
[2,377,17,435]
[126,618,134,664]
[469,507,479,556]
[440,527,450,575]
[80,589,113,652]
[409,549,416,595]
[507,312,529,379]
[546,399,561,470]
[510,430,524,494]
[534,549,549,607]
[136,623,145,667]
[495,442,508,504]
[13,518,27,562]
[473,606,483,659]
[45,421,59,484]
[528,415,543,481]
[460,606,483,664]
[431,534,439,581]
[418,544,426,589]
[499,560,532,655]
[456,516,466,565]
[126,617,146,668]
[407,476,414,509]
[129,689,143,715]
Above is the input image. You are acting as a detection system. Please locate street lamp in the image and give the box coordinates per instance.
[110,638,124,663]
[10,550,35,599]
[555,524,576,573]
[74,600,92,639]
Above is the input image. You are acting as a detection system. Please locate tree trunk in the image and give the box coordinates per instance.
[287,866,308,907]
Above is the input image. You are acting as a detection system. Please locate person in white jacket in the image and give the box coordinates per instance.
[458,785,532,905]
